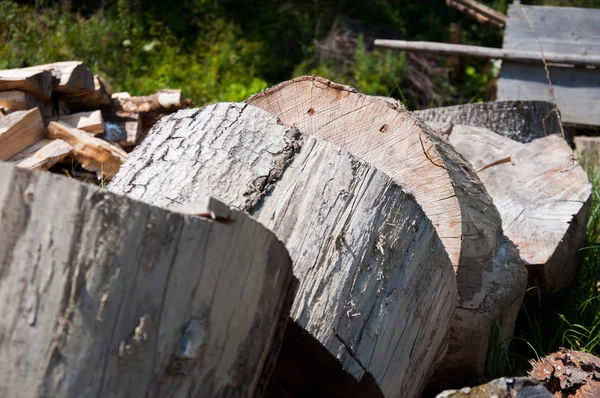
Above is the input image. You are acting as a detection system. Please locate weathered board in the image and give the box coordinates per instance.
[109,102,458,398]
[498,5,600,127]
[0,161,297,397]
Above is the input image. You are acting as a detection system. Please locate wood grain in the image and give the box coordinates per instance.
[0,161,296,397]
[109,102,458,398]
[0,108,45,160]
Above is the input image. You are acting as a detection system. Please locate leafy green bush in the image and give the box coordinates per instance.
[0,0,267,104]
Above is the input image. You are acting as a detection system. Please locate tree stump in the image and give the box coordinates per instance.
[108,102,458,398]
[246,76,528,386]
[0,161,296,397]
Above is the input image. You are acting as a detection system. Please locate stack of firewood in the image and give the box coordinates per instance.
[0,61,187,180]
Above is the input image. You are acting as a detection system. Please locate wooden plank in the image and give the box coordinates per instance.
[109,102,458,398]
[504,4,600,56]
[9,139,73,170]
[0,162,297,397]
[497,62,600,127]
[447,0,507,28]
[0,68,53,99]
[59,110,104,135]
[47,121,128,179]
[0,108,45,160]
[373,40,600,68]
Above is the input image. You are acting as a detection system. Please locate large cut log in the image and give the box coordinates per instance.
[246,76,527,386]
[428,123,591,293]
[529,349,600,398]
[0,67,53,99]
[113,89,184,113]
[48,121,128,179]
[0,108,45,160]
[0,161,296,397]
[109,102,458,398]
[8,138,73,170]
[413,100,562,143]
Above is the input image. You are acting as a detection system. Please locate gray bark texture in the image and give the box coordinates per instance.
[108,102,458,398]
[0,161,297,398]
[413,100,561,143]
[246,76,528,386]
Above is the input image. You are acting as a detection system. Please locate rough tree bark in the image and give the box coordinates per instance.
[413,100,562,143]
[0,161,296,397]
[529,349,600,398]
[108,102,458,398]
[246,76,528,386]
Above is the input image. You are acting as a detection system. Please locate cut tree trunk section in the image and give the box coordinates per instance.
[108,102,458,398]
[0,108,45,160]
[246,76,528,387]
[446,125,591,293]
[412,100,562,143]
[0,161,297,397]
[48,121,128,179]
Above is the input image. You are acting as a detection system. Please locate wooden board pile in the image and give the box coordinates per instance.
[0,75,593,398]
[0,61,187,180]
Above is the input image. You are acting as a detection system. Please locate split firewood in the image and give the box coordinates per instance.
[9,139,73,171]
[66,75,113,111]
[436,377,553,398]
[0,90,42,113]
[0,67,53,99]
[113,89,184,113]
[0,108,45,160]
[246,76,528,387]
[58,110,104,135]
[444,125,591,293]
[26,61,95,93]
[102,110,142,149]
[0,162,297,397]
[109,103,458,398]
[574,136,600,173]
[413,100,562,143]
[529,349,600,398]
[47,121,127,179]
